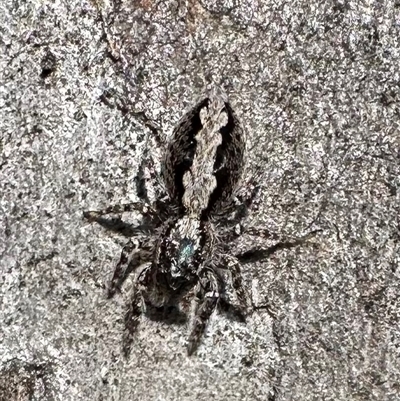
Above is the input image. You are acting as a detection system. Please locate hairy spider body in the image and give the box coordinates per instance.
[85,86,252,355]
[152,89,245,298]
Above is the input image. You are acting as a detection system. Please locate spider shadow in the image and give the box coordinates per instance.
[236,230,320,264]
[134,296,247,327]
[121,299,247,357]
[234,230,320,320]
[145,304,188,326]
[218,299,247,323]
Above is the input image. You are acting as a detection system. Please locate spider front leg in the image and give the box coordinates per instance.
[83,202,160,224]
[107,239,153,298]
[187,272,221,356]
[83,200,161,239]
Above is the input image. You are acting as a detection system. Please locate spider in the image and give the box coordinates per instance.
[85,86,311,355]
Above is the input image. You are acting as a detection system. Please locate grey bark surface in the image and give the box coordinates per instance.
[1,0,399,400]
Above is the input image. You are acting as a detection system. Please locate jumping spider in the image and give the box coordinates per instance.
[85,86,313,355]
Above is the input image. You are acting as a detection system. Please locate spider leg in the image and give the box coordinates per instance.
[226,161,263,215]
[234,181,261,221]
[122,263,153,358]
[239,220,322,241]
[83,202,160,223]
[241,226,273,238]
[217,254,249,318]
[122,284,142,358]
[107,239,153,298]
[219,225,278,247]
[84,143,171,225]
[134,111,170,216]
[83,201,162,238]
[137,141,167,204]
[213,183,261,234]
[187,273,220,356]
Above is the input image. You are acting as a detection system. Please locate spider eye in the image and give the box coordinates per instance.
[170,238,196,278]
[178,238,195,264]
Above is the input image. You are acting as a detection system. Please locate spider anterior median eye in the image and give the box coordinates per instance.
[178,238,195,265]
[170,238,196,278]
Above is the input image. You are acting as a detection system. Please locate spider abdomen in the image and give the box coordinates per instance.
[163,88,246,218]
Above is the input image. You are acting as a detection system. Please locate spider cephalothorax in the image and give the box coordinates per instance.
[85,86,256,355]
